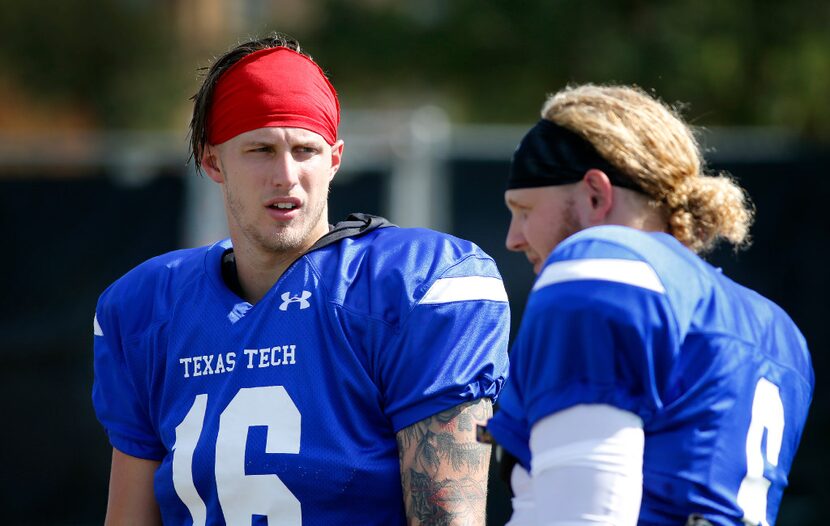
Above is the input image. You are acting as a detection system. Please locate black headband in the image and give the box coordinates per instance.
[507,119,643,193]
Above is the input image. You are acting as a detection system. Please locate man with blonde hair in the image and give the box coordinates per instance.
[485,84,813,526]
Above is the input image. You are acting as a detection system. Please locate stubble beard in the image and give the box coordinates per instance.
[225,185,329,255]
[558,198,582,245]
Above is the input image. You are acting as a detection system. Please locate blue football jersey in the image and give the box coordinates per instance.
[92,221,510,525]
[487,225,813,526]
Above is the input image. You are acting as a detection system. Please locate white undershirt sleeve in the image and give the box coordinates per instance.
[527,404,645,526]
[505,463,535,526]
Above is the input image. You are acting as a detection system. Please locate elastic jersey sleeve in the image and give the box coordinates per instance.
[379,256,511,432]
[92,291,166,460]
[486,377,532,470]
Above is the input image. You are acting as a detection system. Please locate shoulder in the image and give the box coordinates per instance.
[368,226,501,274]
[104,245,209,302]
[96,244,211,339]
[308,226,506,325]
[538,226,702,296]
[720,277,814,384]
[548,226,812,381]
[537,226,715,328]
[551,225,703,282]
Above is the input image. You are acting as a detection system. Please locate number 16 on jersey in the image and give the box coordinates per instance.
[173,386,303,525]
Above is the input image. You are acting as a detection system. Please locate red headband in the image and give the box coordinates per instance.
[207,47,340,146]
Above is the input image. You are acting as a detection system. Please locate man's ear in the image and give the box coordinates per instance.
[579,169,614,225]
[201,145,224,184]
[329,140,344,181]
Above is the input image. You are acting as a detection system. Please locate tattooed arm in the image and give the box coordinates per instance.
[397,398,493,526]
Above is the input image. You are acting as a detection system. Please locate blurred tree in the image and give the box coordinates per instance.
[1,0,828,142]
[0,0,184,129]
[295,0,830,141]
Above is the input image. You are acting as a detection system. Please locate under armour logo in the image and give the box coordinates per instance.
[279,291,312,311]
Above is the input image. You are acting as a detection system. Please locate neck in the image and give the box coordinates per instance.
[236,256,296,304]
[230,244,297,304]
[226,219,330,304]
[607,187,668,233]
[229,229,329,303]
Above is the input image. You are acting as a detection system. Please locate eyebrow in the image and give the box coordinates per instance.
[243,136,323,147]
[242,140,272,148]
[505,196,525,208]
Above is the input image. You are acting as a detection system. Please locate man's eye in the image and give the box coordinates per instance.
[514,208,530,221]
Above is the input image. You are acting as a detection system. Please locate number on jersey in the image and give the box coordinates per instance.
[737,378,784,526]
[172,386,302,526]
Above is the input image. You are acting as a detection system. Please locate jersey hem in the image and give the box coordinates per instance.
[108,431,166,461]
[525,383,657,431]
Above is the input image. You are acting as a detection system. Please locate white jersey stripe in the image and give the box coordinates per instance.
[533,258,665,294]
[421,276,508,304]
[93,313,104,336]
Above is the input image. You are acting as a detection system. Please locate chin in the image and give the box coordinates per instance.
[240,224,302,254]
[266,231,307,252]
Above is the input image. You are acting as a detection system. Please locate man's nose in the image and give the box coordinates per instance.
[270,154,300,187]
[505,218,525,252]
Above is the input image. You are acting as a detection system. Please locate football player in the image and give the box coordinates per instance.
[92,34,510,525]
[484,84,813,526]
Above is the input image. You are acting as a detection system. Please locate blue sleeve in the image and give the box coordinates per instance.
[379,255,511,432]
[485,377,532,470]
[513,241,678,430]
[92,288,166,460]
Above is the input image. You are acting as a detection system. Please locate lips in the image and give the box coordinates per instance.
[264,196,302,221]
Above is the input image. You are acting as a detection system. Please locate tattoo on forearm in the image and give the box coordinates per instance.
[397,399,493,525]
